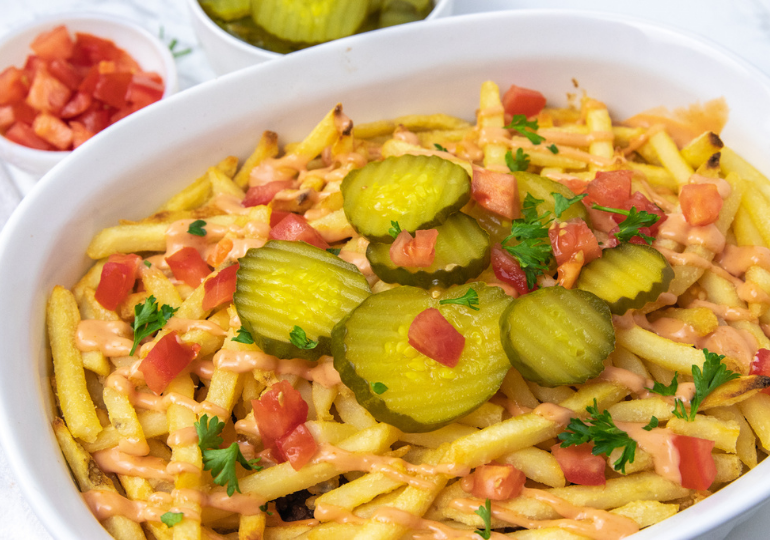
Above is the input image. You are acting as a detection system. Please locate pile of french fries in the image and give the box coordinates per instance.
[46,79,770,540]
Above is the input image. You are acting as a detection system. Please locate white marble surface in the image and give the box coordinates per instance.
[3,0,770,538]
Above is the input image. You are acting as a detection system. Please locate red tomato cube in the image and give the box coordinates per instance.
[275,423,318,471]
[471,168,520,220]
[30,25,75,61]
[32,113,73,150]
[0,67,29,106]
[269,213,330,250]
[461,464,526,501]
[93,71,133,109]
[251,380,308,447]
[138,332,199,394]
[389,229,438,268]
[551,443,606,486]
[94,253,142,310]
[549,219,601,267]
[202,264,239,311]
[243,180,295,208]
[69,121,94,149]
[502,85,547,118]
[26,66,71,115]
[408,308,465,368]
[166,247,212,288]
[491,243,535,295]
[4,122,53,150]
[680,183,723,226]
[672,435,716,491]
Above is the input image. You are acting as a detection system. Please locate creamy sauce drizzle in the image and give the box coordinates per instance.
[213,350,341,387]
[76,320,134,357]
[657,213,725,253]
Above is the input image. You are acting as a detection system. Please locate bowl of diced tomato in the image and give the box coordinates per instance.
[0,13,177,176]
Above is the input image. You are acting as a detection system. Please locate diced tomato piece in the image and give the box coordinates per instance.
[582,170,633,233]
[750,348,770,395]
[408,308,465,368]
[4,122,53,150]
[75,105,110,134]
[549,219,601,266]
[502,85,547,118]
[26,66,71,115]
[680,183,723,227]
[166,247,212,288]
[0,103,35,131]
[60,91,93,119]
[491,243,535,295]
[32,113,73,150]
[672,435,716,491]
[269,210,292,228]
[275,423,318,471]
[71,33,140,72]
[553,176,588,196]
[269,213,330,250]
[93,71,132,109]
[471,168,520,220]
[202,263,239,311]
[618,191,667,235]
[23,55,48,81]
[389,229,438,268]
[69,121,94,149]
[251,380,308,448]
[138,332,200,395]
[78,64,101,94]
[0,106,12,131]
[551,443,606,486]
[207,237,234,268]
[461,464,526,501]
[110,103,141,125]
[94,253,142,310]
[0,67,29,106]
[126,72,164,108]
[30,25,75,61]
[243,180,295,208]
[48,59,82,91]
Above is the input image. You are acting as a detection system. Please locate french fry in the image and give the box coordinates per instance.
[478,80,509,170]
[499,446,566,488]
[233,131,280,188]
[615,325,705,373]
[585,103,613,171]
[82,410,168,453]
[457,402,504,428]
[666,415,740,453]
[48,286,103,442]
[738,392,770,451]
[707,406,757,468]
[647,129,694,186]
[609,500,678,528]
[680,131,723,168]
[399,424,478,449]
[87,223,169,259]
[334,388,378,429]
[159,174,212,212]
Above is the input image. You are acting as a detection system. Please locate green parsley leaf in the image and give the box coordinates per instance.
[552,192,587,219]
[232,326,254,344]
[290,326,318,350]
[642,416,659,431]
[434,143,449,152]
[161,511,184,527]
[259,503,273,516]
[675,349,740,422]
[439,288,480,311]
[130,296,178,355]
[648,372,678,396]
[173,47,192,58]
[505,115,546,145]
[505,148,530,172]
[501,194,553,290]
[187,219,207,237]
[547,144,559,154]
[591,204,660,244]
[558,399,637,474]
[195,414,262,496]
[143,260,152,268]
[474,498,492,539]
[388,221,402,239]
[326,248,341,256]
[371,382,388,394]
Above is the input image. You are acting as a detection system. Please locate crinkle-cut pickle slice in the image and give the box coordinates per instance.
[500,286,614,387]
[332,283,512,433]
[342,154,471,243]
[251,0,369,44]
[515,171,590,224]
[576,242,674,315]
[366,212,491,289]
[234,240,370,361]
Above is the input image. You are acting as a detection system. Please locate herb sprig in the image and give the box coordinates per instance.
[439,288,480,311]
[389,221,402,239]
[130,296,178,355]
[371,382,388,394]
[290,325,318,350]
[505,148,530,172]
[196,415,262,496]
[232,326,254,344]
[161,511,184,527]
[505,115,545,145]
[591,204,660,244]
[501,194,553,290]
[553,193,587,219]
[558,399,637,474]
[474,498,492,539]
[187,219,207,236]
[672,349,739,422]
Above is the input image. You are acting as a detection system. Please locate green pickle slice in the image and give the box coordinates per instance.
[576,242,674,314]
[342,155,471,243]
[366,212,491,289]
[332,283,512,432]
[251,0,369,44]
[500,286,614,387]
[234,240,370,361]
[515,171,590,224]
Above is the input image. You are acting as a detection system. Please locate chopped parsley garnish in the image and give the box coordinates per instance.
[648,372,679,396]
[505,115,545,145]
[232,326,254,344]
[196,414,262,496]
[143,260,152,268]
[505,148,530,172]
[187,219,207,236]
[388,221,402,239]
[290,325,318,350]
[434,143,449,152]
[672,349,739,422]
[558,399,636,474]
[259,503,273,516]
[501,194,553,290]
[130,295,178,355]
[552,192,587,219]
[439,288,480,311]
[547,144,559,154]
[326,247,341,256]
[161,511,184,527]
[643,416,659,431]
[371,382,388,394]
[474,498,492,539]
[591,204,660,244]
